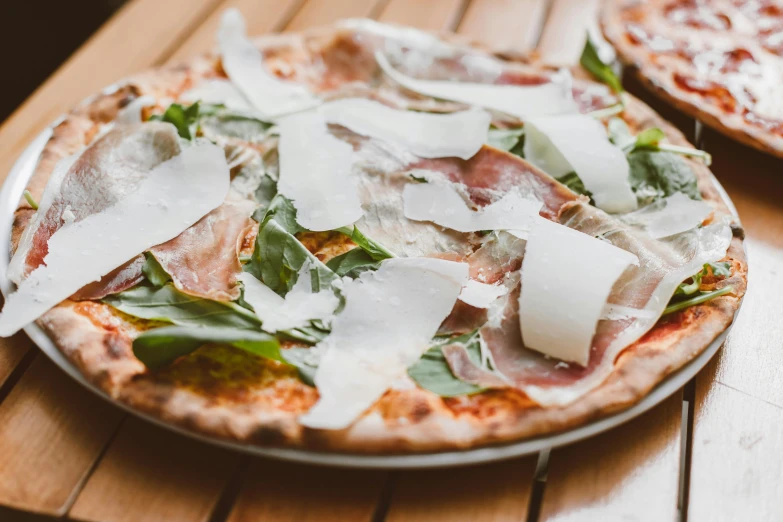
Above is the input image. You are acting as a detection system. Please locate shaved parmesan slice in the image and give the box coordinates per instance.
[319,98,490,160]
[600,303,657,321]
[375,52,578,119]
[300,258,468,430]
[180,79,257,115]
[459,279,508,308]
[523,114,637,213]
[0,141,229,337]
[238,262,339,332]
[620,193,712,239]
[117,95,156,124]
[218,9,319,119]
[277,111,362,231]
[519,216,638,366]
[402,180,542,233]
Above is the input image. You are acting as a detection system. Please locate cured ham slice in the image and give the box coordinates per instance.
[149,197,256,302]
[71,256,145,301]
[447,201,732,406]
[8,122,181,286]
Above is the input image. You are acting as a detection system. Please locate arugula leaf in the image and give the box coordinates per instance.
[673,262,733,297]
[487,128,525,152]
[610,118,712,164]
[627,150,701,206]
[707,261,732,277]
[149,102,200,140]
[326,248,383,277]
[336,225,395,261]
[557,172,592,199]
[104,285,260,329]
[663,286,734,315]
[634,127,666,149]
[580,39,623,93]
[409,173,429,183]
[142,253,172,287]
[133,325,282,371]
[254,194,303,234]
[199,108,272,143]
[407,332,485,397]
[281,346,320,386]
[23,190,38,210]
[253,173,278,215]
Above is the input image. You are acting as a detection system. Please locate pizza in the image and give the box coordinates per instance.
[0,10,746,453]
[603,0,783,158]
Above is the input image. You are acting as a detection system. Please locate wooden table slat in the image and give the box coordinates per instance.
[385,457,538,522]
[458,0,550,52]
[285,0,385,32]
[540,393,683,521]
[0,357,125,516]
[0,334,33,390]
[69,418,238,522]
[378,0,469,31]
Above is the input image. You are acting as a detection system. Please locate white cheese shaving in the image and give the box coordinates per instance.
[277,111,362,231]
[375,52,578,119]
[117,95,156,124]
[600,303,657,321]
[523,113,637,213]
[459,279,508,308]
[0,141,229,337]
[402,180,542,233]
[180,79,257,115]
[238,262,339,333]
[620,192,712,239]
[300,258,469,429]
[319,98,490,160]
[519,216,639,366]
[218,9,319,119]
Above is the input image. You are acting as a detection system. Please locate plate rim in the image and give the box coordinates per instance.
[0,124,745,470]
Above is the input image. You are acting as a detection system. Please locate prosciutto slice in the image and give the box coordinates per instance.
[8,122,181,289]
[149,197,256,301]
[447,201,732,406]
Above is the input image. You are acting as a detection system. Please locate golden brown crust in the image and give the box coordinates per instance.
[602,0,783,159]
[18,24,747,454]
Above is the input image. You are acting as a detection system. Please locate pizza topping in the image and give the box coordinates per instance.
[71,256,146,301]
[300,257,468,429]
[277,111,362,231]
[375,51,578,119]
[519,216,639,366]
[523,114,637,213]
[148,197,256,301]
[580,39,624,93]
[218,9,319,119]
[117,95,156,124]
[180,79,257,115]
[620,192,713,239]
[402,178,542,233]
[458,279,509,309]
[238,262,340,333]
[319,98,490,160]
[0,139,230,337]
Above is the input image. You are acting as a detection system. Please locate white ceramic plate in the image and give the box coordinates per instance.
[0,122,744,469]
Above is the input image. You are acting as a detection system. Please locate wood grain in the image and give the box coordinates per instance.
[167,0,303,63]
[0,357,124,515]
[536,0,599,66]
[285,0,384,32]
[0,334,32,389]
[689,365,783,522]
[539,393,683,521]
[225,459,386,522]
[458,0,550,52]
[0,0,224,186]
[378,0,468,31]
[385,457,538,522]
[69,418,238,522]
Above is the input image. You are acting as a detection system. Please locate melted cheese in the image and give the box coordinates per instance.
[375,52,578,119]
[300,258,468,429]
[620,192,712,239]
[402,180,542,233]
[523,114,637,213]
[319,98,490,160]
[277,111,362,231]
[180,79,257,115]
[0,140,229,337]
[519,216,638,366]
[238,262,339,332]
[218,9,319,119]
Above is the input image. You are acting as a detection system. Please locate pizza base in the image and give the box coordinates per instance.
[14,26,747,454]
[601,0,783,159]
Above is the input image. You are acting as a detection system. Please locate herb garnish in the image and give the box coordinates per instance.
[580,39,623,93]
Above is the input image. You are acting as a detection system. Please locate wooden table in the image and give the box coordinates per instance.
[0,1,781,521]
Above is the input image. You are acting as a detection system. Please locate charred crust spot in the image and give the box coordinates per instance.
[410,400,433,423]
[249,425,286,446]
[104,331,131,360]
[730,223,745,239]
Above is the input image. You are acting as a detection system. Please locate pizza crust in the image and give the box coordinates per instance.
[17,25,747,453]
